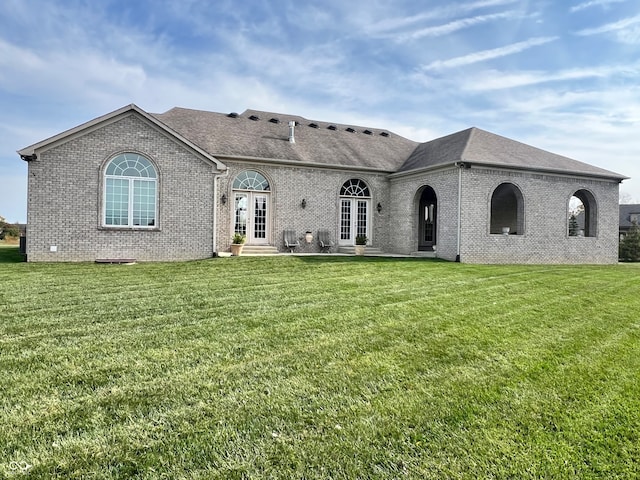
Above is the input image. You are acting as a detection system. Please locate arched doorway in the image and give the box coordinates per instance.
[418,186,437,251]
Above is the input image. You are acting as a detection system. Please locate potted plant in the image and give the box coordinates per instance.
[230,233,246,256]
[354,234,368,255]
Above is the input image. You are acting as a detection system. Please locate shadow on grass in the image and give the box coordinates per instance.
[0,245,25,263]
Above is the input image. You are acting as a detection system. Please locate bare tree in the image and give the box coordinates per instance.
[620,191,635,204]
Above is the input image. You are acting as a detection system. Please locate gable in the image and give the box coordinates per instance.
[18,104,226,171]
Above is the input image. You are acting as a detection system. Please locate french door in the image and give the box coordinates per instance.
[418,187,437,251]
[234,192,269,245]
[339,198,369,245]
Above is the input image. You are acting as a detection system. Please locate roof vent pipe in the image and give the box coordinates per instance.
[288,121,296,144]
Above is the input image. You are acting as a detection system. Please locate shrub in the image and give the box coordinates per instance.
[619,224,640,262]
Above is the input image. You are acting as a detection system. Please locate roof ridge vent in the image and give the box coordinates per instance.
[249,115,260,121]
[227,112,239,118]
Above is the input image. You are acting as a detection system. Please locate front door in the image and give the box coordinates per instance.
[234,192,269,245]
[418,187,437,251]
[339,198,369,245]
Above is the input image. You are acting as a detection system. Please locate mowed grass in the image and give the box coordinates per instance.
[1,246,639,479]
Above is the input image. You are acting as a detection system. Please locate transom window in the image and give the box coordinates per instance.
[340,179,370,197]
[233,171,270,191]
[104,153,157,228]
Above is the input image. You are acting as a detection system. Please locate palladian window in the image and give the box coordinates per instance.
[104,153,157,227]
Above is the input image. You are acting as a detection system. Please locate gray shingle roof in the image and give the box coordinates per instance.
[619,204,640,228]
[20,104,627,183]
[398,127,626,180]
[152,107,419,171]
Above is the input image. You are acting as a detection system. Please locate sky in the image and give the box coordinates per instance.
[1,0,640,223]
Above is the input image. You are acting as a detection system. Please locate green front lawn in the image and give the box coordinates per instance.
[1,249,639,479]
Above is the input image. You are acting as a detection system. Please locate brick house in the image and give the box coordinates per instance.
[18,104,626,263]
[619,204,640,239]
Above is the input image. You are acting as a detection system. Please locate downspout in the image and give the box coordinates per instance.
[455,162,463,262]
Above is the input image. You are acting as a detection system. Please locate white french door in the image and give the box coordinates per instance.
[339,198,370,245]
[234,192,270,245]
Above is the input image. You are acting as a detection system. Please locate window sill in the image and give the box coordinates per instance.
[98,226,161,232]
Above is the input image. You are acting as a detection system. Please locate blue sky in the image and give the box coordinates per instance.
[2,0,639,223]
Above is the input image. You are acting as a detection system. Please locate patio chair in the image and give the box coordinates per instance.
[317,230,334,253]
[283,230,300,253]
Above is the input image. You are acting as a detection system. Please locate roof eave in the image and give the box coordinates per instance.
[18,104,140,157]
[215,153,395,174]
[390,159,628,182]
[468,161,628,182]
[389,162,458,178]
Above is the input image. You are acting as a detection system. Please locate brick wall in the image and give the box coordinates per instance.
[216,161,389,253]
[389,168,461,260]
[27,114,217,261]
[458,167,620,264]
[388,165,620,264]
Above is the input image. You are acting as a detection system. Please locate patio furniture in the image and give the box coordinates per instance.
[283,230,300,253]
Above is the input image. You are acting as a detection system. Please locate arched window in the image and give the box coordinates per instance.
[104,153,157,227]
[340,179,370,197]
[490,183,524,235]
[569,189,597,237]
[233,171,270,191]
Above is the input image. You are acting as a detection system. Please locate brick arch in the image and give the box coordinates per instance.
[569,188,597,237]
[490,182,524,235]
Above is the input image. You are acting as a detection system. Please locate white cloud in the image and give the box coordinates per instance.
[394,11,518,41]
[421,36,558,71]
[460,63,640,91]
[569,0,627,13]
[365,0,520,35]
[575,13,640,36]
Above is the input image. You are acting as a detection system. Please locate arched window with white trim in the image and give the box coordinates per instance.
[104,153,157,227]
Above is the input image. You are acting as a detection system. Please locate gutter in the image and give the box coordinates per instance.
[468,161,627,183]
[214,154,396,175]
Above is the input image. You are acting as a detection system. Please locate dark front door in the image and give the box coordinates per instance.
[418,187,437,251]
